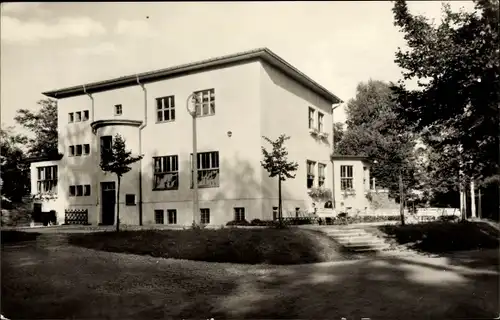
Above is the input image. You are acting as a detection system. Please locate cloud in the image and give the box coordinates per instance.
[74,42,117,56]
[114,19,158,37]
[1,2,42,14]
[1,16,106,44]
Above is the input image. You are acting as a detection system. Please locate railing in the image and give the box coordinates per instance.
[64,209,90,225]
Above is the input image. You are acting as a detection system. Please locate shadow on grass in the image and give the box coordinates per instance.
[2,230,498,319]
[1,230,40,244]
[68,227,352,265]
[376,221,499,253]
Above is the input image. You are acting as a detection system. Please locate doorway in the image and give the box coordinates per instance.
[101,182,116,225]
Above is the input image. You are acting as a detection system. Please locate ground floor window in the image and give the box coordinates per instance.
[200,208,210,224]
[234,207,245,221]
[167,209,177,224]
[155,210,164,224]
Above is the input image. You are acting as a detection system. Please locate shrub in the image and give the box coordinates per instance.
[250,219,276,226]
[438,215,460,222]
[226,219,251,226]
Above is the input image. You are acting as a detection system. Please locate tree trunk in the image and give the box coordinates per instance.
[399,169,405,226]
[278,173,283,227]
[116,175,121,232]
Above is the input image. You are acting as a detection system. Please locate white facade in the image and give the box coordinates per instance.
[30,48,364,226]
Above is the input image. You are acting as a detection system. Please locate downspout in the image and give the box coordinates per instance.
[331,102,342,209]
[137,75,147,226]
[83,84,98,223]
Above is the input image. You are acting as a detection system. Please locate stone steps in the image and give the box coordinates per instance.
[317,227,391,252]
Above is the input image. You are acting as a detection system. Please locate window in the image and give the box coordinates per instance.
[76,185,83,196]
[200,208,210,224]
[69,146,75,156]
[153,155,179,190]
[84,185,91,196]
[75,111,82,122]
[318,112,324,132]
[76,144,83,156]
[125,194,135,206]
[83,144,90,155]
[155,210,164,224]
[307,160,316,189]
[193,89,215,117]
[37,165,58,194]
[100,136,112,160]
[234,207,245,221]
[114,104,122,116]
[272,206,278,221]
[190,151,219,188]
[340,165,354,191]
[69,185,91,197]
[318,163,326,187]
[308,107,315,129]
[156,96,175,122]
[167,209,177,224]
[83,110,89,121]
[69,113,74,123]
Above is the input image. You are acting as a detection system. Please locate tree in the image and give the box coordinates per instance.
[332,122,344,148]
[15,99,58,158]
[100,134,143,232]
[391,0,500,204]
[0,126,29,202]
[335,80,419,199]
[261,134,299,226]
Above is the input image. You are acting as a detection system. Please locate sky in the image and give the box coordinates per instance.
[1,1,476,133]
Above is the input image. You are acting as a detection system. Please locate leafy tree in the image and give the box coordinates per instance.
[335,80,418,198]
[391,0,500,197]
[100,134,143,232]
[332,122,344,148]
[0,126,29,202]
[261,134,299,227]
[15,99,58,158]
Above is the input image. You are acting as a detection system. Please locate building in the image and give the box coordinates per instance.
[29,48,371,226]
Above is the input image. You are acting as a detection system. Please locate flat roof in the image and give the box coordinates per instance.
[331,155,370,162]
[42,48,342,104]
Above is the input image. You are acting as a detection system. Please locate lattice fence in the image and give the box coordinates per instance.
[64,209,90,225]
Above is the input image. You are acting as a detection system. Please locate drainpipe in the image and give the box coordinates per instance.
[83,84,99,223]
[331,102,342,209]
[137,75,147,226]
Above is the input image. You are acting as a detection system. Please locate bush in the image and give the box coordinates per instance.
[438,215,460,222]
[250,219,276,226]
[226,219,251,226]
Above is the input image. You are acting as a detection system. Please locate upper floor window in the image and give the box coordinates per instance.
[153,155,179,190]
[194,89,215,117]
[156,96,175,122]
[318,163,326,187]
[69,144,90,156]
[100,136,112,160]
[190,151,219,188]
[69,110,89,123]
[115,104,122,116]
[37,165,58,194]
[340,165,354,191]
[318,112,324,132]
[307,160,316,189]
[308,107,315,129]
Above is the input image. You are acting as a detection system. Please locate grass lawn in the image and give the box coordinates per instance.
[68,227,350,265]
[2,231,498,319]
[365,221,500,253]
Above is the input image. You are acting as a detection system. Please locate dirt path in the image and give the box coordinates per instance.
[2,233,498,319]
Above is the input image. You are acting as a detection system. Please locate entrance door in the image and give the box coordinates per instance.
[101,182,116,225]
